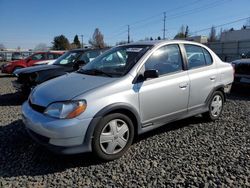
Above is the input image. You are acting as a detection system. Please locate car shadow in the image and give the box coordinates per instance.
[0,116,205,178]
[0,120,104,178]
[134,116,204,143]
[227,84,250,101]
[0,92,26,106]
[0,74,15,78]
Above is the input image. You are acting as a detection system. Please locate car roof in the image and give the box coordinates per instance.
[123,40,206,47]
[68,48,108,53]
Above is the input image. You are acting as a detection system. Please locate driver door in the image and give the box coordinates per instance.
[137,44,190,126]
[27,53,46,66]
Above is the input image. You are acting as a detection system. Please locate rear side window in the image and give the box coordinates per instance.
[31,53,46,60]
[185,44,214,69]
[47,53,54,59]
[185,45,206,69]
[202,48,213,65]
[144,44,183,76]
[48,53,61,59]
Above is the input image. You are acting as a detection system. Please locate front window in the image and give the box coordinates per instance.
[78,45,152,77]
[53,51,82,65]
[144,44,183,76]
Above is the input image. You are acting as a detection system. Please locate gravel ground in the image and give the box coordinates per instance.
[0,65,249,187]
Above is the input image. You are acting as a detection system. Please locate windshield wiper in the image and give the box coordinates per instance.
[77,69,113,77]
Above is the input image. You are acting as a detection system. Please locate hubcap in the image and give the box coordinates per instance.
[211,95,223,117]
[99,119,129,155]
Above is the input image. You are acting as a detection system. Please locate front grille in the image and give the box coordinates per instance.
[29,100,46,113]
[235,63,250,75]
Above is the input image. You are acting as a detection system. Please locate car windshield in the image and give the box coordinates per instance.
[78,45,152,77]
[53,51,83,65]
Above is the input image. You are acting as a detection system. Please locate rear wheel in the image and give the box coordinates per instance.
[203,91,224,121]
[92,113,134,161]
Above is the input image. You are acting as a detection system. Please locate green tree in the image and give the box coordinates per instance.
[184,26,189,38]
[89,28,105,49]
[73,35,81,48]
[52,35,70,50]
[34,43,48,51]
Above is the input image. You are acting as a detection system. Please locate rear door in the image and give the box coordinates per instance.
[183,44,216,110]
[138,44,190,125]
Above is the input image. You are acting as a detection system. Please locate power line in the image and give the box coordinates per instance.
[108,0,203,37]
[191,16,250,35]
[165,0,230,20]
[113,0,230,42]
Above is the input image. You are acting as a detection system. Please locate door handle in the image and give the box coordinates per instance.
[210,76,216,81]
[179,82,188,89]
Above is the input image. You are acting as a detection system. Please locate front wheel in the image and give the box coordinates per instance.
[203,91,224,121]
[92,113,134,161]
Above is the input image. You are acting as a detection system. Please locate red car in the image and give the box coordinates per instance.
[1,51,64,74]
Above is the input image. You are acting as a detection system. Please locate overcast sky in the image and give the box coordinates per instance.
[0,0,249,49]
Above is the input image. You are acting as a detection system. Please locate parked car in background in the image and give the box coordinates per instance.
[231,57,250,85]
[13,48,106,95]
[241,51,250,59]
[1,51,64,74]
[22,40,234,161]
[12,52,23,60]
[0,54,4,61]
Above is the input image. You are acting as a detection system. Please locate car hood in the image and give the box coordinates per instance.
[30,72,116,107]
[232,58,250,64]
[10,59,26,65]
[14,65,62,75]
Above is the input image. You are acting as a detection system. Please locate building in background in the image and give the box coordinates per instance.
[186,36,208,44]
[220,28,250,42]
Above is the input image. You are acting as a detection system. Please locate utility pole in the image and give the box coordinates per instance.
[163,12,166,40]
[127,25,130,43]
[80,35,83,48]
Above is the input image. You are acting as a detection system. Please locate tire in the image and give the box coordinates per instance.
[202,91,224,121]
[92,113,134,161]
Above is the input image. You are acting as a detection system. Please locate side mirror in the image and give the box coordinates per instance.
[144,69,159,79]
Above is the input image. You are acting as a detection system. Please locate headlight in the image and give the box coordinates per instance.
[4,63,11,67]
[44,100,87,119]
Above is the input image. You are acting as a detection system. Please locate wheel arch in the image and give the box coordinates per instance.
[205,85,226,106]
[83,103,141,150]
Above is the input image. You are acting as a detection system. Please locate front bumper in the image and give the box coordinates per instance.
[12,80,22,90]
[22,101,93,154]
[1,64,11,74]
